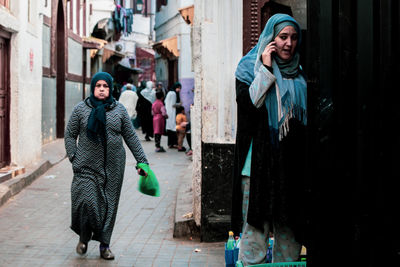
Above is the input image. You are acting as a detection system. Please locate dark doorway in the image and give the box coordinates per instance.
[56,0,66,138]
[167,59,178,90]
[0,33,10,168]
[306,0,400,265]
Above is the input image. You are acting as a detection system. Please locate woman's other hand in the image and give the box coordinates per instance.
[261,41,277,67]
[137,168,148,177]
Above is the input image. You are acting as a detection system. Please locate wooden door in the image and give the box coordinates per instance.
[168,59,178,90]
[0,36,10,168]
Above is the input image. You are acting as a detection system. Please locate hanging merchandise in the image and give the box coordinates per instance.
[125,8,134,35]
[113,4,122,34]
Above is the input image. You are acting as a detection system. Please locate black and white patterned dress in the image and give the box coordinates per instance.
[64,98,148,244]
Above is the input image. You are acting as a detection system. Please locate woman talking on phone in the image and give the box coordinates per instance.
[232,13,308,265]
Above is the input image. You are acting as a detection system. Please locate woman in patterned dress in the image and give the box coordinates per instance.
[64,72,149,260]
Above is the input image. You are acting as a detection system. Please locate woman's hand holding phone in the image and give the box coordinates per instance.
[261,41,277,67]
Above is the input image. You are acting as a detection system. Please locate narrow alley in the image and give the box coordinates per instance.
[0,133,225,266]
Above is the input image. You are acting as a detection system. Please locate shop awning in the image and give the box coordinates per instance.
[102,46,125,63]
[117,57,144,73]
[178,5,194,25]
[152,36,179,60]
[82,36,108,49]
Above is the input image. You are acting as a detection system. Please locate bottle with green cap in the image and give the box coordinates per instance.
[226,231,235,250]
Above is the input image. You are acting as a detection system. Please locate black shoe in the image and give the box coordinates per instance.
[155,146,166,152]
[76,241,87,255]
[178,147,186,152]
[100,247,115,260]
[145,136,151,141]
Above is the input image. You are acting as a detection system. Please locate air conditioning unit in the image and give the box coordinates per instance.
[115,43,125,52]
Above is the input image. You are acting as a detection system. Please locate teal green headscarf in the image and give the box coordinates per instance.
[87,72,115,143]
[235,13,307,145]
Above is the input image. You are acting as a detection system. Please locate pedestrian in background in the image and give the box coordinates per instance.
[231,13,307,265]
[152,89,168,152]
[120,78,136,94]
[134,80,147,129]
[164,82,182,149]
[137,81,155,141]
[185,121,192,156]
[118,83,138,126]
[175,106,188,152]
[64,71,149,260]
[156,81,167,96]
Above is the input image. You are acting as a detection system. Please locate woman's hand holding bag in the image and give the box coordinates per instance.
[136,163,160,197]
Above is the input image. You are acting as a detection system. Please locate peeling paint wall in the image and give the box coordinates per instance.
[42,77,57,143]
[192,0,243,227]
[198,0,241,145]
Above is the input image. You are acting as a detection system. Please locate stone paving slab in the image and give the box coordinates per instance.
[0,132,225,266]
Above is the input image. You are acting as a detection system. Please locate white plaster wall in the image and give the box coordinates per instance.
[191,12,202,225]
[41,0,52,17]
[42,24,51,68]
[89,0,115,33]
[191,0,242,226]
[177,19,192,79]
[199,0,241,144]
[5,0,43,166]
[68,38,83,75]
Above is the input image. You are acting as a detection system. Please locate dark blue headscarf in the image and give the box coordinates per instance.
[235,13,307,144]
[87,72,115,143]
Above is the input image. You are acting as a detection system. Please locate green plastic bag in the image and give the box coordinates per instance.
[136,163,160,197]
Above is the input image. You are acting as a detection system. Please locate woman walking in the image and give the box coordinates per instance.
[164,82,182,148]
[137,81,155,141]
[152,90,168,152]
[231,14,308,265]
[64,72,149,260]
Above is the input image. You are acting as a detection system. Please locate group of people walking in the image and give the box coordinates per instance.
[136,80,191,154]
[114,79,192,154]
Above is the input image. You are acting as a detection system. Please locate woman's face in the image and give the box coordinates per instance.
[94,80,110,100]
[273,26,298,61]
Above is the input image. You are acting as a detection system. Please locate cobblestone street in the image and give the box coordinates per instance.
[0,133,225,267]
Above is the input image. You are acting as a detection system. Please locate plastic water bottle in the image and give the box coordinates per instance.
[226,231,235,250]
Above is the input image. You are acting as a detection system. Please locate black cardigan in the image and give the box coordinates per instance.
[231,78,308,244]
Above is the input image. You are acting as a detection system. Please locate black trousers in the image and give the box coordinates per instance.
[155,134,162,148]
[167,130,178,147]
[186,133,191,150]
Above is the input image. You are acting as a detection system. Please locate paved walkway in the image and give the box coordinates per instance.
[0,132,225,266]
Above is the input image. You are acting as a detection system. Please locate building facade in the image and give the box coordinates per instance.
[153,0,194,119]
[42,0,92,144]
[0,0,44,168]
